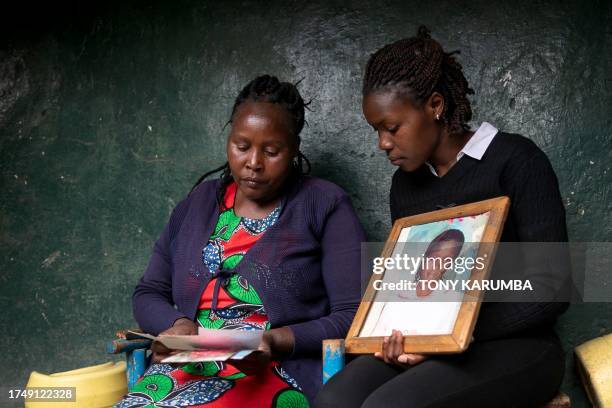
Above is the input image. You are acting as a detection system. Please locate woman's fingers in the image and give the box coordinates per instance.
[413,354,427,364]
[391,331,429,367]
[151,340,171,355]
[377,330,427,368]
[386,331,395,362]
[149,319,199,365]
[397,353,428,365]
[228,350,270,375]
[152,353,167,364]
[392,330,403,359]
[381,335,390,364]
[387,332,397,363]
[385,330,399,363]
[377,330,402,364]
[151,347,171,363]
[375,330,429,367]
[152,350,182,364]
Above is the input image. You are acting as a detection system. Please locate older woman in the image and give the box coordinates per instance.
[117,75,365,407]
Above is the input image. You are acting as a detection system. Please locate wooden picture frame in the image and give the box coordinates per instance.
[345,196,510,354]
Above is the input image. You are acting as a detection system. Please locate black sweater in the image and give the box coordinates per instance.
[390,131,570,341]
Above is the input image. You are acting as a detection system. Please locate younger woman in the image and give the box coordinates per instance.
[316,27,568,408]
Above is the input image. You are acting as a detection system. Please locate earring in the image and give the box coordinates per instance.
[435,113,440,120]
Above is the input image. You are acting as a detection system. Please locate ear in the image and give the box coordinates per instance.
[427,92,445,121]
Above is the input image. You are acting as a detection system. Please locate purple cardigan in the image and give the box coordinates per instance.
[132,176,366,402]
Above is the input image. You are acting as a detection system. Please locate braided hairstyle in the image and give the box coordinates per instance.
[363,26,474,136]
[191,75,311,196]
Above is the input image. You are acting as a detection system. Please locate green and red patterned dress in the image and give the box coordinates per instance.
[116,182,309,408]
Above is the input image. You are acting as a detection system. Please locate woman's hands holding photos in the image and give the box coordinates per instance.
[151,317,198,363]
[374,329,428,368]
[228,327,295,375]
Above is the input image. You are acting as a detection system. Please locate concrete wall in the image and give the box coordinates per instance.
[1,1,610,405]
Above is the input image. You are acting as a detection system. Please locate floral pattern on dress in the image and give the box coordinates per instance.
[116,182,308,408]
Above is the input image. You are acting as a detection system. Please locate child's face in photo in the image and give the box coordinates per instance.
[420,239,462,280]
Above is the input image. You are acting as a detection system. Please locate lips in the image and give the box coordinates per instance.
[241,177,265,187]
[388,156,404,165]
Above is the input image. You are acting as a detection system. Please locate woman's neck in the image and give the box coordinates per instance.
[233,188,281,219]
[428,129,474,177]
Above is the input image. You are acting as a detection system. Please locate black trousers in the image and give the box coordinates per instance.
[314,329,565,408]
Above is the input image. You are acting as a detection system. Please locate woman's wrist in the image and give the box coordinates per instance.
[265,327,295,359]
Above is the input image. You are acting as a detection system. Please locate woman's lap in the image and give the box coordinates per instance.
[115,362,308,408]
[315,331,565,408]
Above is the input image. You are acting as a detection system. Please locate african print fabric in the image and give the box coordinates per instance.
[115,182,309,408]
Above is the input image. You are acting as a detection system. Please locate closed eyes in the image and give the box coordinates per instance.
[370,124,399,134]
[386,125,399,134]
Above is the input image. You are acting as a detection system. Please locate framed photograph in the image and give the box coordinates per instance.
[345,196,510,354]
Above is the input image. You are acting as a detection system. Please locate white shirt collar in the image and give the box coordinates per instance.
[425,122,498,177]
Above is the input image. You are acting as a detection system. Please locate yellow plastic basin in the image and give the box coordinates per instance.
[575,332,612,408]
[25,361,127,408]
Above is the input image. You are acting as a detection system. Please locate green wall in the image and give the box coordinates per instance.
[1,0,610,405]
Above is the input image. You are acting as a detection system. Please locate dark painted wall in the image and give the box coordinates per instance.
[1,0,610,405]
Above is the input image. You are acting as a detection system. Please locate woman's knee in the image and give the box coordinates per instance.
[314,355,398,408]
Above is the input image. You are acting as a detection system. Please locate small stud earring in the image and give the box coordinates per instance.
[435,113,440,120]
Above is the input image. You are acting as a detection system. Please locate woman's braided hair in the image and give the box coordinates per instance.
[191,75,311,195]
[363,26,474,136]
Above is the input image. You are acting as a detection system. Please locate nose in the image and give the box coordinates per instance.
[246,150,263,172]
[378,132,393,151]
